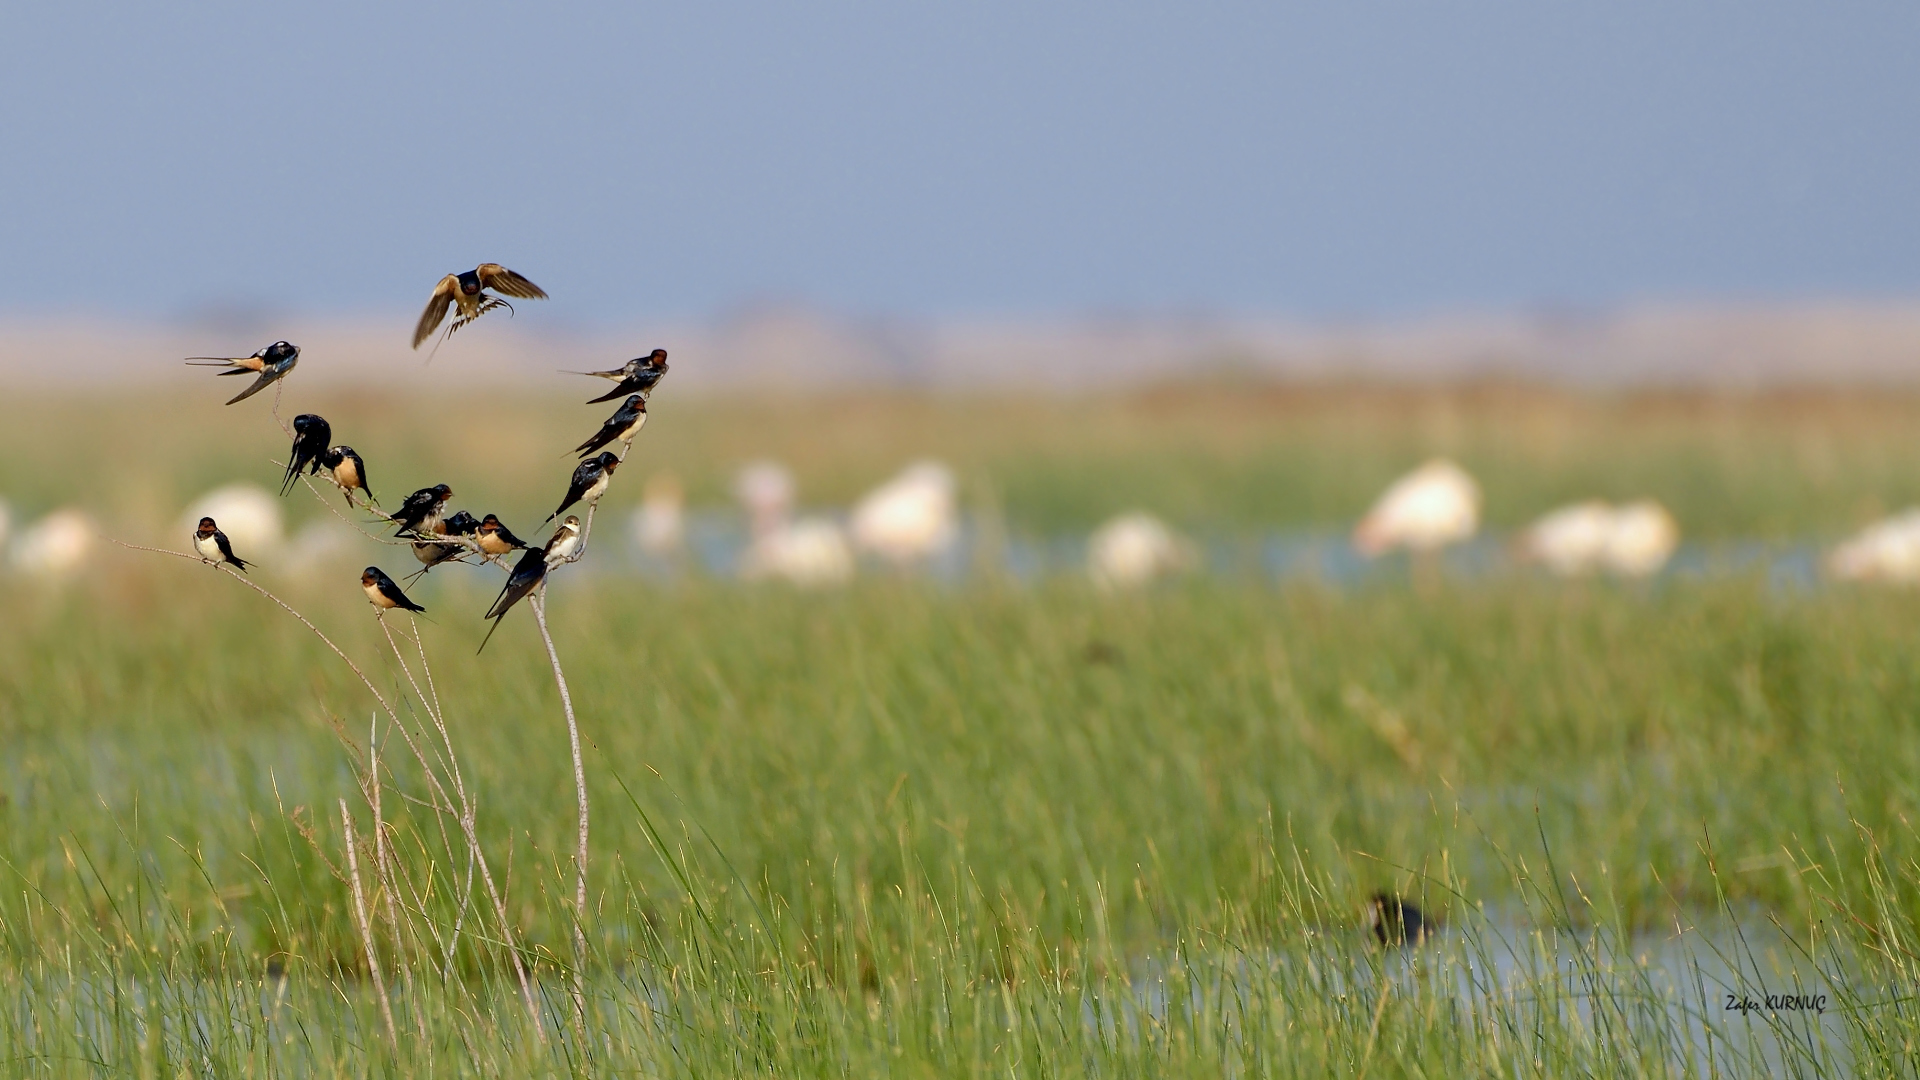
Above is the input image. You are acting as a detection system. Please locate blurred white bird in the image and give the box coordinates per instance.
[1828,509,1920,584]
[0,498,12,552]
[1352,459,1481,557]
[733,461,854,586]
[11,508,96,577]
[851,461,957,567]
[1517,499,1679,578]
[181,484,284,555]
[632,473,686,557]
[1087,511,1194,589]
[1603,500,1680,578]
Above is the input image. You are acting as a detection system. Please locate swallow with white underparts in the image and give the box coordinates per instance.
[281,414,332,495]
[569,349,669,404]
[477,545,548,653]
[318,446,376,507]
[192,517,251,572]
[544,514,584,564]
[185,340,300,405]
[546,453,619,523]
[475,514,530,557]
[412,264,547,350]
[389,484,453,536]
[362,566,426,612]
[571,395,647,458]
[407,537,468,581]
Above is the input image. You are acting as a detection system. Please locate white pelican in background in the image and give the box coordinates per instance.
[1828,509,1920,584]
[1352,459,1481,557]
[1517,499,1680,578]
[734,461,853,586]
[851,461,957,568]
[1088,512,1195,589]
[11,508,96,577]
[631,473,686,556]
[181,484,284,556]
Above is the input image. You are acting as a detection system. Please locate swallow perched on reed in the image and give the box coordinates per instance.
[185,340,301,405]
[192,517,251,572]
[571,395,647,458]
[408,537,467,580]
[412,264,547,349]
[474,514,530,557]
[281,414,332,496]
[569,349,669,404]
[389,484,453,537]
[544,515,583,564]
[318,446,375,507]
[477,546,548,652]
[546,453,619,523]
[441,510,482,537]
[362,566,426,612]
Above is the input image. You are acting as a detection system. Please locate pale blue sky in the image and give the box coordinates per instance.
[1,2,1915,324]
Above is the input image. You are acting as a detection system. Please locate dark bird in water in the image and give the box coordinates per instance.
[1368,892,1429,947]
[475,514,530,557]
[571,395,647,458]
[318,446,375,506]
[185,340,301,405]
[412,264,547,349]
[546,453,619,523]
[389,484,453,537]
[441,510,482,537]
[192,517,251,572]
[569,348,669,404]
[281,414,332,496]
[478,547,547,653]
[361,566,426,613]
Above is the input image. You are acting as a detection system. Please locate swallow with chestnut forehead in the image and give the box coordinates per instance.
[477,545,548,653]
[361,566,426,613]
[546,452,619,523]
[474,514,530,557]
[389,484,453,537]
[192,517,251,572]
[318,446,376,507]
[571,395,647,458]
[412,263,547,350]
[185,340,301,404]
[569,349,669,404]
[280,413,332,496]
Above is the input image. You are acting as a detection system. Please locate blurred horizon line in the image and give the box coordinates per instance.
[9,294,1920,392]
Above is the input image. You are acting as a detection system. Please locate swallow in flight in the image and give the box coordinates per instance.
[389,484,453,537]
[569,349,669,404]
[362,566,426,613]
[192,517,251,572]
[546,453,619,523]
[571,395,647,458]
[281,414,332,495]
[478,546,548,653]
[475,514,530,557]
[412,264,547,350]
[318,446,376,507]
[185,340,301,405]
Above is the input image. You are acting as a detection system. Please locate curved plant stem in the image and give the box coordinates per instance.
[529,590,589,1039]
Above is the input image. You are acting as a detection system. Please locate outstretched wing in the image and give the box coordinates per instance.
[476,263,547,300]
[412,275,461,348]
[226,370,278,405]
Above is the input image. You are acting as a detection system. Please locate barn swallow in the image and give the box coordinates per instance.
[544,515,584,565]
[185,340,300,405]
[569,349,669,404]
[571,395,647,458]
[412,264,547,349]
[477,545,548,653]
[389,484,453,536]
[475,514,530,557]
[362,566,426,612]
[318,446,376,506]
[407,537,467,581]
[281,414,332,496]
[546,453,619,523]
[192,517,251,572]
[442,510,482,536]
